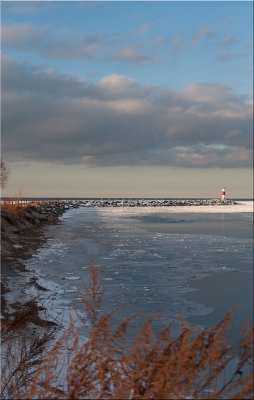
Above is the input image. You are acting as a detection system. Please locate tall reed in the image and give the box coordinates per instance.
[1,260,253,399]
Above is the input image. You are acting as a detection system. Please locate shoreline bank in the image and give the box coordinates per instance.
[1,201,80,323]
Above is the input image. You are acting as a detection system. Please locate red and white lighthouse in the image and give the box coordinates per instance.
[221,187,226,201]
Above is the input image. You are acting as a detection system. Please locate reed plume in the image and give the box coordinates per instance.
[2,259,253,399]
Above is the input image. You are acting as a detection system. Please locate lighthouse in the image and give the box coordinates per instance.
[221,187,226,201]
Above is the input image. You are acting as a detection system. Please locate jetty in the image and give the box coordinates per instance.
[1,198,238,210]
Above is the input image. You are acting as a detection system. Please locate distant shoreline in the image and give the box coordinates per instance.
[2,197,253,202]
[1,198,253,212]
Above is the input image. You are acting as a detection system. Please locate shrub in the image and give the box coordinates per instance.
[1,260,253,399]
[1,306,56,400]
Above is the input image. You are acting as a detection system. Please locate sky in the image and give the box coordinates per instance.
[1,0,253,198]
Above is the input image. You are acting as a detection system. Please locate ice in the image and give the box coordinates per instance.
[64,275,80,280]
[65,288,78,293]
[3,201,251,346]
[96,201,253,217]
[13,244,23,249]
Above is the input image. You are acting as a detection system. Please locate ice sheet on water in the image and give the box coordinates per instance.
[65,288,78,293]
[64,275,80,280]
[36,277,61,292]
[95,202,253,218]
[6,202,251,341]
[28,240,67,264]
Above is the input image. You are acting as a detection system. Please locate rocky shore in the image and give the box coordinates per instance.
[11,198,237,209]
[75,198,237,207]
[1,201,80,322]
[1,201,80,258]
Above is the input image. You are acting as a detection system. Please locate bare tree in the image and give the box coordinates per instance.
[0,160,9,189]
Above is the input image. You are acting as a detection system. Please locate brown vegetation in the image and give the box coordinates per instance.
[1,307,56,400]
[1,198,28,215]
[1,260,253,400]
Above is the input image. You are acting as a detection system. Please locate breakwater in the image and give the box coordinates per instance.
[2,198,237,208]
[73,198,237,207]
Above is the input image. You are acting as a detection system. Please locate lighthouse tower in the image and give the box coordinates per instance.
[221,187,226,201]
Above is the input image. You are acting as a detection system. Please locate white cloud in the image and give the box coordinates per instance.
[170,25,213,54]
[2,22,157,63]
[190,25,213,45]
[114,46,156,63]
[216,49,250,62]
[99,74,136,89]
[1,23,107,59]
[1,23,48,48]
[2,57,252,168]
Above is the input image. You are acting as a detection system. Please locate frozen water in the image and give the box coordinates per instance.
[4,204,252,338]
[64,275,80,280]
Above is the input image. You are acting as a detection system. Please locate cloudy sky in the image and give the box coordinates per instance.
[1,1,253,198]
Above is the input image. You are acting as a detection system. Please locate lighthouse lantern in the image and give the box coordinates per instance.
[221,187,226,201]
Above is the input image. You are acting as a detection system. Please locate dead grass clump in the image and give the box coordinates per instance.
[1,197,27,215]
[2,260,253,399]
[1,313,56,400]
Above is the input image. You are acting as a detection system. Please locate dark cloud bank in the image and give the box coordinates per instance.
[2,55,253,168]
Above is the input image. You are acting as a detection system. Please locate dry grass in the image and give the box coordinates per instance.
[1,306,56,400]
[1,197,28,214]
[1,260,253,399]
